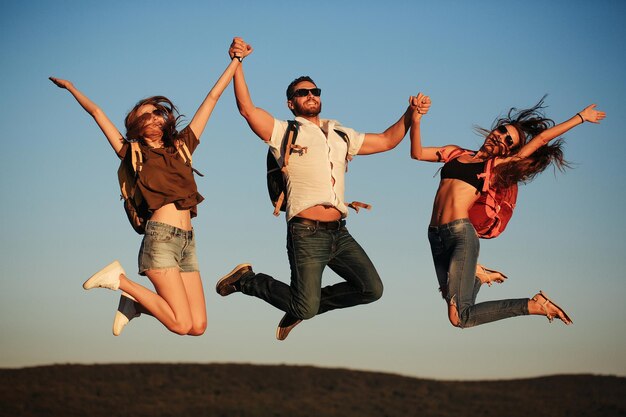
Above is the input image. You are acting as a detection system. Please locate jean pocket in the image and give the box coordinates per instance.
[148,228,175,243]
[290,222,317,238]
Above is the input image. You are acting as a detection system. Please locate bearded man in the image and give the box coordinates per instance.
[216,38,429,340]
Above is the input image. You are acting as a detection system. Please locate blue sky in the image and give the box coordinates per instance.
[1,0,625,380]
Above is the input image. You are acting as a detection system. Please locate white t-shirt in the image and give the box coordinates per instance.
[267,117,365,220]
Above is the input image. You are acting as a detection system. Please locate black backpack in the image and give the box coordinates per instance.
[266,120,369,216]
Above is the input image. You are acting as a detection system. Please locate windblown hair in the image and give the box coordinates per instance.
[124,96,183,148]
[476,96,571,189]
[286,76,316,100]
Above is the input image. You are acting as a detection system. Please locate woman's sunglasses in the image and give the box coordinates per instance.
[289,88,322,99]
[496,125,515,148]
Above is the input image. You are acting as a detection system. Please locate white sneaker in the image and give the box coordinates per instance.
[112,292,140,336]
[83,260,125,291]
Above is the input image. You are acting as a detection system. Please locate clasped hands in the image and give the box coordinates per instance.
[410,92,431,118]
[229,37,253,61]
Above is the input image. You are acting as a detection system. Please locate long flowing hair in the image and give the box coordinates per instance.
[476,96,571,188]
[124,96,183,148]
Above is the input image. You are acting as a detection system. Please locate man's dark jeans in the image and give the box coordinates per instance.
[240,221,383,319]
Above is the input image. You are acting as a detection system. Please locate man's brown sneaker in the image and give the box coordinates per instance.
[276,313,302,341]
[216,263,253,296]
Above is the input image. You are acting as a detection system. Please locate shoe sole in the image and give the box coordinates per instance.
[112,292,138,336]
[215,263,251,294]
[112,311,129,336]
[276,318,302,341]
[83,260,123,290]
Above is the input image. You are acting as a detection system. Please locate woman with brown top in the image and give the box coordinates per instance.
[409,94,605,328]
[50,39,250,336]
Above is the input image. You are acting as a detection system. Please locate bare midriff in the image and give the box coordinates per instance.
[150,203,193,231]
[430,179,481,226]
[296,204,343,222]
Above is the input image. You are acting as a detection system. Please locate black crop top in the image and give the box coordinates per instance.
[440,158,486,191]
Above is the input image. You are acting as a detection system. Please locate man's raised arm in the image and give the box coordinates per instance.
[230,38,275,142]
[358,92,431,155]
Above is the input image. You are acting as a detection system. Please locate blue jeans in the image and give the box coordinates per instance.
[240,221,383,320]
[427,218,528,328]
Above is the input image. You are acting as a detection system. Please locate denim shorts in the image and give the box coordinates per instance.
[138,220,199,275]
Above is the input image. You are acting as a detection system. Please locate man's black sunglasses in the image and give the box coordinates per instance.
[289,88,322,99]
[496,125,515,148]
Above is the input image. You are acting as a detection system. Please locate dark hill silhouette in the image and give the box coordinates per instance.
[1,363,624,417]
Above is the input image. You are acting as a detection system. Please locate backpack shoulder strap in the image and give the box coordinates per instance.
[281,120,300,172]
[119,142,142,206]
[332,128,371,212]
[177,142,192,164]
[268,121,298,216]
[437,146,472,163]
[334,128,349,143]
[176,141,204,177]
[476,158,494,193]
[333,128,353,163]
[347,201,371,212]
[130,142,143,173]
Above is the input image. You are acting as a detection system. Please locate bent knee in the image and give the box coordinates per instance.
[368,281,384,301]
[291,302,319,320]
[188,321,207,336]
[292,307,317,320]
[360,277,383,303]
[168,320,193,336]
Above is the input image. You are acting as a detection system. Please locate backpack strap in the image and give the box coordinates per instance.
[347,201,371,212]
[176,141,204,177]
[130,142,143,173]
[273,193,285,217]
[478,158,494,193]
[271,121,299,216]
[123,142,144,208]
[334,128,371,212]
[437,146,471,163]
[281,120,300,174]
[333,128,354,167]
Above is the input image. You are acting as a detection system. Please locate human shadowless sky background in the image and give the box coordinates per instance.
[1,0,624,380]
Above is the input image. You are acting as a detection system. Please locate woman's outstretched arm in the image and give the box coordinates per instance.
[515,104,606,160]
[409,94,458,162]
[49,77,124,155]
[187,39,251,140]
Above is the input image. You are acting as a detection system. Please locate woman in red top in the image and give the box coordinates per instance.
[50,39,250,336]
[409,94,605,328]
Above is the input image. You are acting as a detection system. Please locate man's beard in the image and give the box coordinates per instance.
[293,99,321,117]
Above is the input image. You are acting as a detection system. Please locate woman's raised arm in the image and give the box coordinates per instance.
[187,38,252,140]
[409,94,456,162]
[516,104,606,160]
[49,77,125,155]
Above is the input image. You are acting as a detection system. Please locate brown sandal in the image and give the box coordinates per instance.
[476,264,508,286]
[532,290,573,324]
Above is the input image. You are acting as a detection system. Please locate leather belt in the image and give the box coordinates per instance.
[289,217,346,230]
